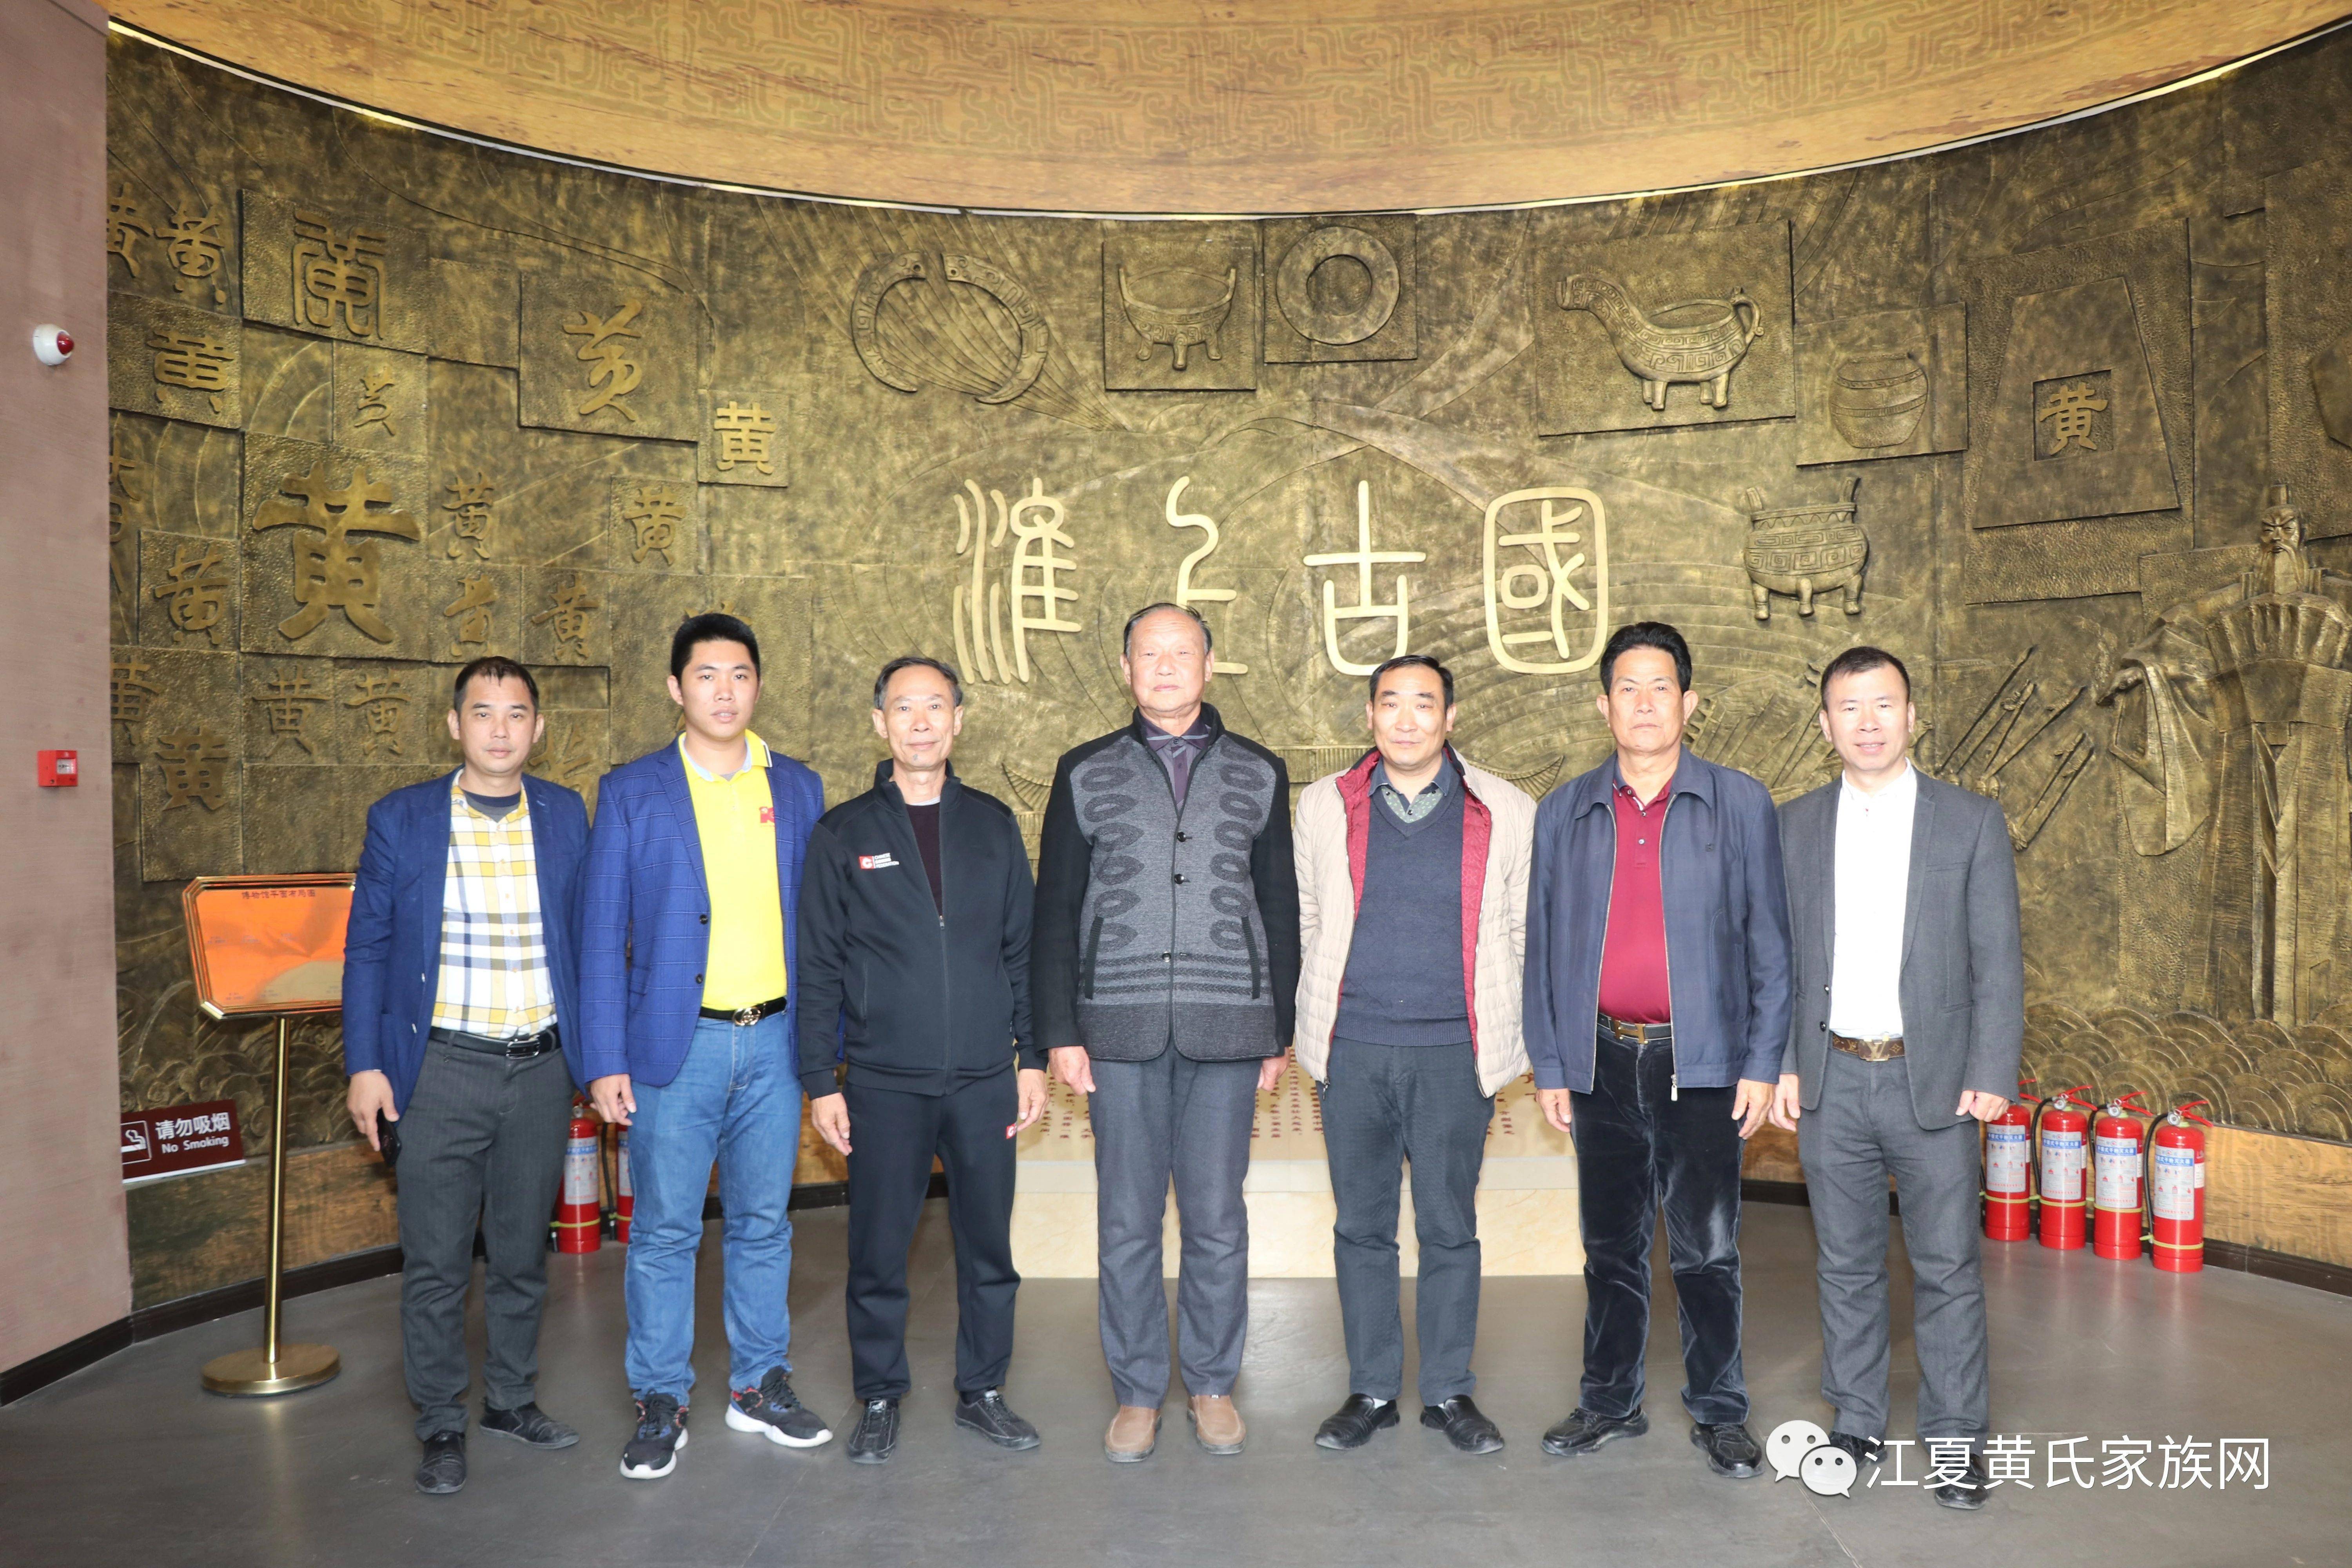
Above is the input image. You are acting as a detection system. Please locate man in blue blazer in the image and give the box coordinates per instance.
[579,613,832,1479]
[343,657,590,1495]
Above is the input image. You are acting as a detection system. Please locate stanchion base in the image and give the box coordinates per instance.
[201,1342,341,1396]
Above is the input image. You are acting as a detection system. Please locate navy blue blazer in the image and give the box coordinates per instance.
[341,771,591,1111]
[576,739,825,1089]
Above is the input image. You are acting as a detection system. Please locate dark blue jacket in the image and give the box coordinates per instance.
[576,739,825,1088]
[1522,747,1794,1093]
[340,771,590,1111]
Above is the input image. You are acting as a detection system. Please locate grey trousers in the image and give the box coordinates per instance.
[1089,1048,1260,1408]
[1319,1039,1493,1406]
[396,1036,574,1440]
[1798,1048,1992,1442]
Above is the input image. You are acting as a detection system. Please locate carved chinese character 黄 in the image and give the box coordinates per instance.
[251,459,424,643]
[562,299,644,422]
[1305,481,1426,677]
[711,400,777,475]
[111,656,162,730]
[160,204,227,303]
[251,673,328,758]
[1482,486,1610,675]
[155,725,230,811]
[344,671,411,757]
[442,473,496,561]
[621,481,686,566]
[148,327,234,414]
[108,180,153,278]
[2036,379,2109,455]
[292,212,387,339]
[151,543,230,643]
[443,573,498,648]
[531,574,601,664]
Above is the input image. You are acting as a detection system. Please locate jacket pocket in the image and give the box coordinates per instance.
[1082,916,1103,999]
[1242,919,1261,1000]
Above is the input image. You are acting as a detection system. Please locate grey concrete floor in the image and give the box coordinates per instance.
[4,1202,2347,1568]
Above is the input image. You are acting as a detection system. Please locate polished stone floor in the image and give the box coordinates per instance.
[6,1202,2346,1568]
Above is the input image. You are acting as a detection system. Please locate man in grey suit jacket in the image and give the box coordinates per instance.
[1771,646,2023,1512]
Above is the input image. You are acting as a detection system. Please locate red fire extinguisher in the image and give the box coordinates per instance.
[2092,1091,2150,1260]
[555,1105,603,1254]
[2034,1085,2093,1250]
[613,1124,633,1244]
[2149,1100,2213,1274]
[1983,1080,2036,1242]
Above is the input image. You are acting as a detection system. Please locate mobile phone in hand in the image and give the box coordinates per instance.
[377,1110,401,1168]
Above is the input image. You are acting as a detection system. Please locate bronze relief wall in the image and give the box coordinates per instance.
[100,33,2352,1291]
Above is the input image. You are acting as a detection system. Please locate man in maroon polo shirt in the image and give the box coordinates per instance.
[1521,622,1794,1479]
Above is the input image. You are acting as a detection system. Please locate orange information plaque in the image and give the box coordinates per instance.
[181,874,354,1020]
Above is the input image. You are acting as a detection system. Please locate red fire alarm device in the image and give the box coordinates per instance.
[37,750,78,787]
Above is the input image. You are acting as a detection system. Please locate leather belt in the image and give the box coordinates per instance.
[1597,1011,1673,1044]
[1830,1031,1906,1062]
[432,1024,561,1060]
[701,995,788,1027]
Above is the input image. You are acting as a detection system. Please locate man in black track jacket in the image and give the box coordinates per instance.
[797,656,1047,1465]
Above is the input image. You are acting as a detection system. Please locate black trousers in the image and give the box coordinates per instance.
[844,1072,1021,1401]
[1570,1024,1748,1425]
[396,1036,573,1440]
[1319,1039,1493,1406]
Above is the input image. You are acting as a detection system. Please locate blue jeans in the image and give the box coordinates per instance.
[623,1013,801,1401]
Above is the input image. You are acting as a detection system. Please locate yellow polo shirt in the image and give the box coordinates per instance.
[682,732,788,1010]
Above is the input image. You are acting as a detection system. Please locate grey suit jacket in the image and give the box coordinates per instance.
[1777,769,2025,1131]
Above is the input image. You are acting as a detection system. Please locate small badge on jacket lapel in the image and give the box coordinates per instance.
[858,852,899,870]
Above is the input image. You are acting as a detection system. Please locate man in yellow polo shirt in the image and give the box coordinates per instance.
[580,613,833,1479]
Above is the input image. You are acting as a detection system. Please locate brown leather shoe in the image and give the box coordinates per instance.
[1104,1404,1161,1463]
[1188,1394,1246,1455]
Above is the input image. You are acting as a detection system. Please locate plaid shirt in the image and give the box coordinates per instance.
[430,780,556,1038]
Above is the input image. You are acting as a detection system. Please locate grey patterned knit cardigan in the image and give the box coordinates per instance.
[1032,706,1298,1061]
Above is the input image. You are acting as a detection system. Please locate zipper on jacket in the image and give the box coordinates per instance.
[934,788,952,1076]
[1659,790,1679,1101]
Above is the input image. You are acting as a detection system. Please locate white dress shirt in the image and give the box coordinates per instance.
[1828,760,1918,1038]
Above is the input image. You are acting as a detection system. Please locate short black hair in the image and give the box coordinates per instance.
[1368,653,1454,708]
[452,656,538,710]
[873,655,964,709]
[670,612,760,681]
[1599,621,1693,691]
[1121,602,1212,657]
[1819,645,1911,706]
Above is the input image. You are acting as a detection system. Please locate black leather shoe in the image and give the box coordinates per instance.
[1313,1394,1400,1450]
[1827,1430,1884,1467]
[1933,1454,1991,1510]
[1421,1395,1504,1455]
[846,1398,900,1465]
[415,1432,466,1494]
[955,1388,1040,1450]
[1540,1407,1648,1456]
[1691,1421,1764,1478]
[481,1401,580,1449]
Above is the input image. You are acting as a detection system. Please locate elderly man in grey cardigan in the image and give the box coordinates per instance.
[1034,604,1299,1464]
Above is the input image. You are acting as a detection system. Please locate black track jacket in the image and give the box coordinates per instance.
[795,759,1038,1098]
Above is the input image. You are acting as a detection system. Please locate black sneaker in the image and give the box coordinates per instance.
[415,1432,466,1495]
[619,1394,688,1480]
[955,1388,1041,1450]
[1314,1394,1400,1450]
[1540,1406,1649,1456]
[725,1367,832,1448]
[1691,1421,1764,1478]
[847,1398,900,1465]
[481,1401,579,1449]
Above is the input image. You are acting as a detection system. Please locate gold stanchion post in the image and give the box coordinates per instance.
[201,1016,341,1396]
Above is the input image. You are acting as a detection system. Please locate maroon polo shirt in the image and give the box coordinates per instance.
[1597,776,1673,1024]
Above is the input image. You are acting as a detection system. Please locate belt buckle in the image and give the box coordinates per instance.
[732,1003,762,1027]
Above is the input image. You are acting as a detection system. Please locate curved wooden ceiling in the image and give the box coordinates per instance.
[112,0,2350,213]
